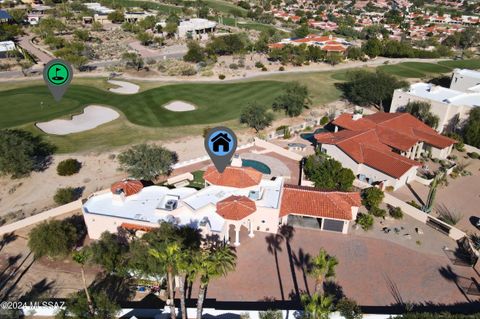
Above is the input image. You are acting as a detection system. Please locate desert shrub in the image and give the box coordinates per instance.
[385,186,394,192]
[356,213,373,231]
[261,67,267,71]
[361,187,384,209]
[218,74,226,80]
[389,206,404,219]
[157,60,197,76]
[407,200,421,209]
[336,298,362,319]
[320,116,329,125]
[259,310,282,319]
[57,158,81,176]
[54,187,78,205]
[229,63,238,69]
[255,61,264,68]
[279,66,285,71]
[304,126,312,131]
[468,152,480,159]
[436,204,462,225]
[369,206,386,218]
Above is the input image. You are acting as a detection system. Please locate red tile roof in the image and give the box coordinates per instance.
[315,112,456,178]
[111,180,143,196]
[279,184,361,220]
[204,166,262,188]
[120,223,155,232]
[216,195,256,220]
[322,44,347,52]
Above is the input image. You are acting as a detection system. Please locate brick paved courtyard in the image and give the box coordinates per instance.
[205,228,479,306]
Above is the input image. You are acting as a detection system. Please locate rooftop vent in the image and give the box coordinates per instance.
[164,199,178,211]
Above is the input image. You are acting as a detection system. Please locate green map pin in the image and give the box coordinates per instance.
[43,59,73,102]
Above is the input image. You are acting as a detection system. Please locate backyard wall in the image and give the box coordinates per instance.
[353,180,466,241]
[254,138,303,161]
[0,200,82,236]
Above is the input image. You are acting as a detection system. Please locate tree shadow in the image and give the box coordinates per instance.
[265,233,285,300]
[428,75,451,88]
[323,281,345,303]
[279,225,300,301]
[20,278,57,301]
[89,273,136,303]
[383,273,404,306]
[406,183,425,206]
[292,248,311,296]
[439,265,473,302]
[0,233,18,253]
[1,252,36,301]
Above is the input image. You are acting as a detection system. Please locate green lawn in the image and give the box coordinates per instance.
[438,59,480,69]
[203,0,248,15]
[399,62,452,74]
[377,64,427,78]
[0,81,285,129]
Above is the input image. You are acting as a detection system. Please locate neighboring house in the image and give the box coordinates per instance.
[0,41,16,58]
[0,10,13,23]
[156,18,216,39]
[390,70,480,132]
[82,166,360,244]
[315,112,456,190]
[268,34,351,53]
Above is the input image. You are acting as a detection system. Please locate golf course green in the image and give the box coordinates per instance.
[0,81,286,129]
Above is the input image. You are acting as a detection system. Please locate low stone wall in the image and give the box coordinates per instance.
[0,200,82,236]
[254,138,303,161]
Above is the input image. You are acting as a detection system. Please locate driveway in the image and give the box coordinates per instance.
[205,228,479,306]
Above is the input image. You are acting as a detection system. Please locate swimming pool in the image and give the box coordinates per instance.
[242,159,272,174]
[300,128,328,143]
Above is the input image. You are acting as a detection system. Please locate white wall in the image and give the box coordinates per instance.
[451,70,480,92]
[391,89,471,133]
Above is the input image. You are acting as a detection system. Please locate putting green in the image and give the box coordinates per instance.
[0,81,286,129]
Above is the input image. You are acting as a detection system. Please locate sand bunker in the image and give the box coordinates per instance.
[163,101,197,112]
[108,80,139,94]
[36,105,120,135]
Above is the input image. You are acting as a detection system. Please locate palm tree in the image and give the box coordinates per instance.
[196,244,236,319]
[177,249,200,319]
[149,243,181,319]
[308,248,338,293]
[301,293,334,319]
[72,249,94,317]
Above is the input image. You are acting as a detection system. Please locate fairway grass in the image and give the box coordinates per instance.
[3,58,478,153]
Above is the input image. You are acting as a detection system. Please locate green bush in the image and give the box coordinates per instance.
[54,187,78,205]
[385,186,394,192]
[219,74,226,80]
[279,66,285,71]
[57,158,81,176]
[407,200,421,209]
[336,298,362,319]
[369,206,386,218]
[389,206,404,219]
[320,116,329,125]
[361,187,384,209]
[259,310,283,319]
[455,141,465,152]
[357,213,373,231]
[468,152,480,159]
[229,63,238,69]
[261,67,267,71]
[255,61,264,68]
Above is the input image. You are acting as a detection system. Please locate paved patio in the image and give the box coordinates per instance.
[393,152,480,235]
[205,228,479,306]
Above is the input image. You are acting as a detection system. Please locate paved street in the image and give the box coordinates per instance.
[205,228,479,306]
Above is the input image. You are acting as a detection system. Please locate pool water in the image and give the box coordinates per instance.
[300,128,328,143]
[242,159,272,174]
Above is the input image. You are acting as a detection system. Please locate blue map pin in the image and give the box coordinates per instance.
[204,127,237,173]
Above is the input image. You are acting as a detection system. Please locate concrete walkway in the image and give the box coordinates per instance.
[17,34,53,64]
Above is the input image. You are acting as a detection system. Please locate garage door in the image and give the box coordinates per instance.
[322,219,344,232]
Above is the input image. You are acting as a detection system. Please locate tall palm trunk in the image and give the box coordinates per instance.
[315,276,323,294]
[179,274,187,319]
[196,283,207,319]
[167,268,176,319]
[80,265,94,316]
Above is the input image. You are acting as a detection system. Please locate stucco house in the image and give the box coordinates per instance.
[315,112,456,190]
[390,69,480,133]
[82,166,361,244]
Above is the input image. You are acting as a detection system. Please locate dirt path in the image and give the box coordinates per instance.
[17,34,54,65]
